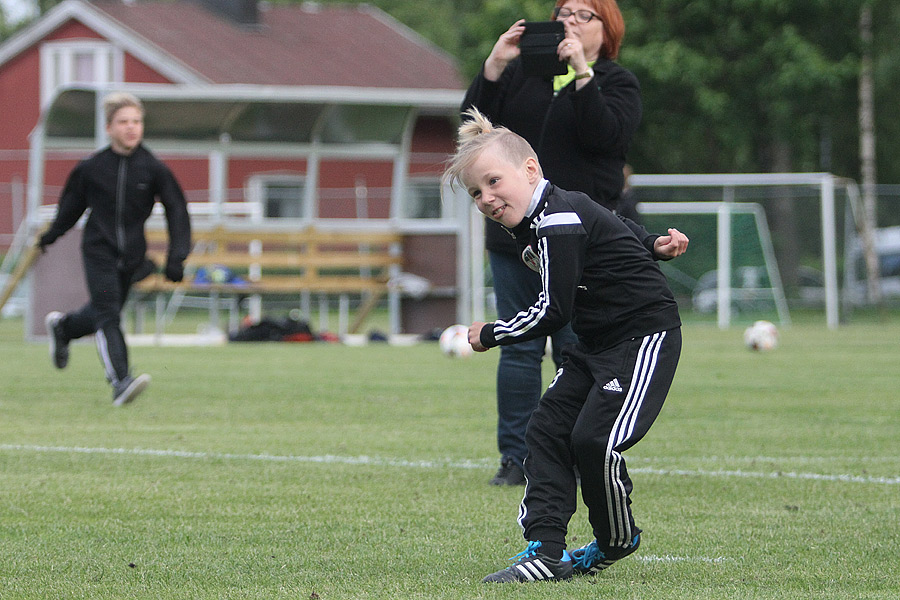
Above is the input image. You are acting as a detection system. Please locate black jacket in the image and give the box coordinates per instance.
[480,182,680,351]
[462,57,642,255]
[41,144,191,273]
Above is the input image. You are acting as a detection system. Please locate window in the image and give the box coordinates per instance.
[402,178,445,219]
[40,41,123,106]
[247,175,308,220]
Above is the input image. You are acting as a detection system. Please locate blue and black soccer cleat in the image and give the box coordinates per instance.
[570,530,641,575]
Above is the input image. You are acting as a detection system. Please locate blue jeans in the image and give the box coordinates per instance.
[489,250,577,465]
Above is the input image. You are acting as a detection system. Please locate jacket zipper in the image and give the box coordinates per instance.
[115,156,127,270]
[536,87,560,158]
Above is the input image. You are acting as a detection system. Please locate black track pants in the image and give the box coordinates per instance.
[518,328,682,550]
[61,253,134,384]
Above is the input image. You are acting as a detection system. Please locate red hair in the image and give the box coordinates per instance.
[553,0,625,60]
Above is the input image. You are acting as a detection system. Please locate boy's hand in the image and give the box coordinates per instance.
[653,228,689,259]
[468,322,489,352]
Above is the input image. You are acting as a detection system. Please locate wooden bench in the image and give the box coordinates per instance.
[133,225,403,336]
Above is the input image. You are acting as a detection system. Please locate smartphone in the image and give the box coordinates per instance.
[519,21,567,77]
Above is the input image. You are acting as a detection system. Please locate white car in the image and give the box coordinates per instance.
[845,226,900,305]
[692,265,825,314]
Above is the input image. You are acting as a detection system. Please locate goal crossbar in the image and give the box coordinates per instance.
[631,173,842,329]
[638,201,789,328]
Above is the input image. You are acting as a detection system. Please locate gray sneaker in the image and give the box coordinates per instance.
[490,456,526,486]
[44,311,69,369]
[112,373,151,407]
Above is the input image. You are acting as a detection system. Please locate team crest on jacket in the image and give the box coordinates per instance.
[521,245,541,273]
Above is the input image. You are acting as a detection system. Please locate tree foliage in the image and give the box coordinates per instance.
[356,0,898,182]
[619,0,863,175]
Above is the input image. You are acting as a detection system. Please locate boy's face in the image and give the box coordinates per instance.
[106,106,144,155]
[465,148,540,228]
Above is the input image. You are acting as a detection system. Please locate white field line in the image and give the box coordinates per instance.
[630,466,900,485]
[629,454,900,464]
[638,554,728,564]
[2,444,899,486]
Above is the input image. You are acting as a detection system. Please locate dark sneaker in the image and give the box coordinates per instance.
[112,373,151,407]
[482,541,573,583]
[489,456,526,486]
[571,530,641,575]
[44,311,69,369]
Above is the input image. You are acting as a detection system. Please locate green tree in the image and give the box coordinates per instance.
[870,0,900,185]
[621,0,860,177]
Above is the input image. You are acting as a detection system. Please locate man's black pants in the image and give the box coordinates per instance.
[59,253,135,385]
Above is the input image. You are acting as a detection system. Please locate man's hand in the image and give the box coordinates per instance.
[468,321,490,352]
[165,260,184,282]
[37,232,54,253]
[653,228,689,259]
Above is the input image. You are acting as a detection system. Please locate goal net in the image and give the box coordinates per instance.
[630,173,856,329]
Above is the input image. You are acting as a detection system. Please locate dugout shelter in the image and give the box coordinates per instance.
[18,83,474,341]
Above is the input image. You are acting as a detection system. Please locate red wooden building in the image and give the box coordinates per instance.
[0,0,473,336]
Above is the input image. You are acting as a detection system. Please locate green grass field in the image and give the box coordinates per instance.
[1,315,898,599]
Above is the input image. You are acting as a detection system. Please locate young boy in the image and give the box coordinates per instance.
[444,109,688,582]
[39,92,191,406]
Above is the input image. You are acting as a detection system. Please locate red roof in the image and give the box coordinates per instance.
[91,0,464,90]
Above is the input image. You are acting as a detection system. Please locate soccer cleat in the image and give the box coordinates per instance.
[112,373,151,407]
[489,456,526,486]
[44,311,70,369]
[482,541,573,583]
[570,530,641,575]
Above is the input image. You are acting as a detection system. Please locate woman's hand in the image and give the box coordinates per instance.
[558,37,589,74]
[484,20,526,81]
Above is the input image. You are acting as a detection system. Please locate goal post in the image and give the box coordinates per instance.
[638,201,789,329]
[631,173,848,329]
[466,173,858,330]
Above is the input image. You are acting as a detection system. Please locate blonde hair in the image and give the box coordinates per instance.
[103,92,144,125]
[443,108,541,193]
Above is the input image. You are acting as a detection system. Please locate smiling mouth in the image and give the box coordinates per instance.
[491,205,505,219]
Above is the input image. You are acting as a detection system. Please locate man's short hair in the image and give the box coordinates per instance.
[103,92,145,124]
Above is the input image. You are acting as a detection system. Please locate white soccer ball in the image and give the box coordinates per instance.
[743,320,779,352]
[439,324,473,358]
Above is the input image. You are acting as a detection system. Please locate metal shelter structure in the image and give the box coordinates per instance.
[14,83,472,339]
[27,83,464,220]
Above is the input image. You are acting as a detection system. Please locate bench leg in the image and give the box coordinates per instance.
[134,301,145,334]
[228,297,240,333]
[155,293,165,340]
[301,291,311,322]
[349,290,384,334]
[318,293,329,333]
[248,294,262,324]
[338,294,349,336]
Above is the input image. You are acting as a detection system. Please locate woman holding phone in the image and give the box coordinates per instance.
[461,0,643,487]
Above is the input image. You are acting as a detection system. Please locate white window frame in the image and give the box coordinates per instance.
[39,40,123,107]
[246,173,310,222]
[402,176,449,221]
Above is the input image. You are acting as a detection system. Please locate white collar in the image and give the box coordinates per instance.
[528,179,549,218]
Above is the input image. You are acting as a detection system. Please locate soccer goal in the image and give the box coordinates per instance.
[638,201,788,328]
[466,173,857,329]
[631,173,853,329]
